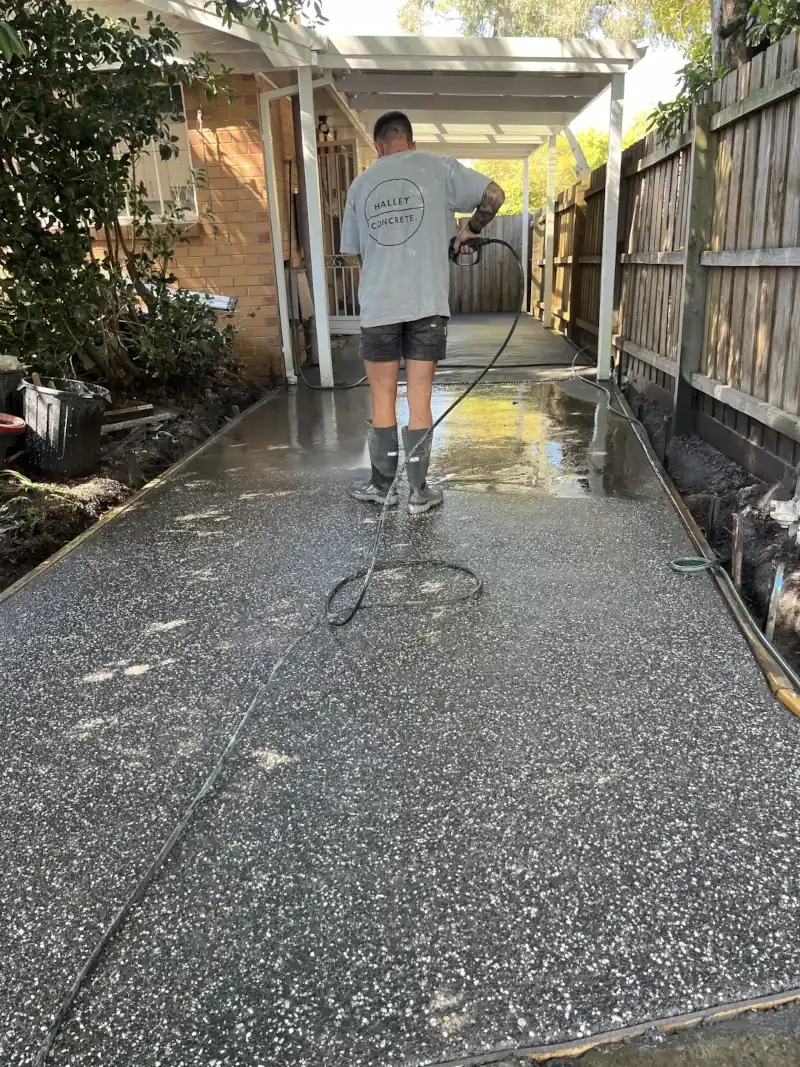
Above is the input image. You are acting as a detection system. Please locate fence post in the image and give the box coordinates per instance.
[672,104,718,436]
[543,134,557,328]
[567,181,588,345]
[597,73,625,380]
[521,158,531,311]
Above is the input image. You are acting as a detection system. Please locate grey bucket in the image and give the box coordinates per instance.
[22,378,111,477]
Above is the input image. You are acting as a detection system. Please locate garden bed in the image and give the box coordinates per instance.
[0,372,265,594]
[629,392,800,665]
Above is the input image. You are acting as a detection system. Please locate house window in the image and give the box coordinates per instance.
[122,85,198,221]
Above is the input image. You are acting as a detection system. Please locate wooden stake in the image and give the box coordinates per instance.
[706,495,720,537]
[732,509,746,589]
[765,562,785,642]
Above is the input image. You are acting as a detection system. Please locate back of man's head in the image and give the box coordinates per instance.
[373,111,414,155]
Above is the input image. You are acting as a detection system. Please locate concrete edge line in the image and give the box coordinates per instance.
[424,987,800,1067]
[0,389,281,607]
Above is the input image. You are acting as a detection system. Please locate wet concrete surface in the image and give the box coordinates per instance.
[2,373,800,1066]
[312,313,580,389]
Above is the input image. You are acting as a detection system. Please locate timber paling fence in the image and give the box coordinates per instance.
[531,29,800,482]
[448,214,524,314]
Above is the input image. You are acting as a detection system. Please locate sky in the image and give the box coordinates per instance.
[318,0,684,134]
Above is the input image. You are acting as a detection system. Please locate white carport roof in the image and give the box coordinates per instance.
[81,1,641,156]
[321,36,642,158]
[77,0,643,385]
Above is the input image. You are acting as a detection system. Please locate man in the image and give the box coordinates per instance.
[340,110,505,515]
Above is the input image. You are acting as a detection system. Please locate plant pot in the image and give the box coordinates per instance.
[0,413,26,467]
[0,367,27,417]
[22,378,110,478]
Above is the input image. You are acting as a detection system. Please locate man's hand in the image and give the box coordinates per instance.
[452,222,476,257]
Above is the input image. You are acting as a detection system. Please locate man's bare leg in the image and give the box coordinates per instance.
[403,359,443,515]
[405,358,435,430]
[348,359,400,506]
[364,359,400,428]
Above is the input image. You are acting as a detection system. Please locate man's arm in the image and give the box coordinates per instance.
[468,181,506,233]
[453,181,505,253]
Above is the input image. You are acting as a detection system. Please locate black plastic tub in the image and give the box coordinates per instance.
[0,370,26,417]
[22,378,110,477]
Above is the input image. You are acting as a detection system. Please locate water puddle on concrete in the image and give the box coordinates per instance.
[429,382,651,499]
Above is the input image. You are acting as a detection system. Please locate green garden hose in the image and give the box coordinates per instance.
[670,554,800,699]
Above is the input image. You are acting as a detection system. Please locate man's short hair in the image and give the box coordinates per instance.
[373,111,414,145]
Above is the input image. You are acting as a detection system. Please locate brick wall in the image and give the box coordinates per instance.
[177,75,280,382]
[94,79,369,383]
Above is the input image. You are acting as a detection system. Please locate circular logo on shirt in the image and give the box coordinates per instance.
[364,178,425,246]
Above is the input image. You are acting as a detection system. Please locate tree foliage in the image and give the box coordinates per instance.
[0,0,242,382]
[211,0,325,43]
[0,19,24,59]
[473,114,651,214]
[650,0,800,141]
[746,0,800,46]
[399,0,709,48]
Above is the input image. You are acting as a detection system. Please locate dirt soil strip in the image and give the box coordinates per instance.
[0,389,277,603]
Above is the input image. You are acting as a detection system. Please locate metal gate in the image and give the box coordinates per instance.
[319,140,360,330]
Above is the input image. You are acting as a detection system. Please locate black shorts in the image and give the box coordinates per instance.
[360,315,448,363]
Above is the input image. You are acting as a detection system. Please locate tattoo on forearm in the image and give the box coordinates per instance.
[469,182,505,232]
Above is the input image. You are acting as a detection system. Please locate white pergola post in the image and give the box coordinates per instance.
[521,156,530,312]
[543,134,556,328]
[297,64,334,388]
[597,73,625,381]
[258,90,296,385]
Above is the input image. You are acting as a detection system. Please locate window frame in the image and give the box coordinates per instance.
[118,84,200,225]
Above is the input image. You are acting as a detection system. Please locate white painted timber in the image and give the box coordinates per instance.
[297,65,334,388]
[597,73,624,380]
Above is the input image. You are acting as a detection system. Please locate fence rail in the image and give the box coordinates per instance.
[531,29,800,481]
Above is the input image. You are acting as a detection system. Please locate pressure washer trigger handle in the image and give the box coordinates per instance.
[449,235,485,265]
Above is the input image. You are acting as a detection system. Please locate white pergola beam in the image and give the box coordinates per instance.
[346,95,594,113]
[297,65,334,389]
[129,0,313,66]
[415,142,542,158]
[332,73,610,97]
[358,110,573,127]
[597,73,625,380]
[564,126,591,180]
[260,77,331,101]
[325,85,377,150]
[321,58,636,74]
[319,35,642,63]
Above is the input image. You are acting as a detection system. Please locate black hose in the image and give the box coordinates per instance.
[31,238,542,1061]
[326,237,527,627]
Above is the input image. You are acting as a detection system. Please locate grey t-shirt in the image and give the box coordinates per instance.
[340,151,489,328]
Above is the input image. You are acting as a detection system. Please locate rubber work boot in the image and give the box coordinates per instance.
[402,427,443,516]
[348,424,399,506]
